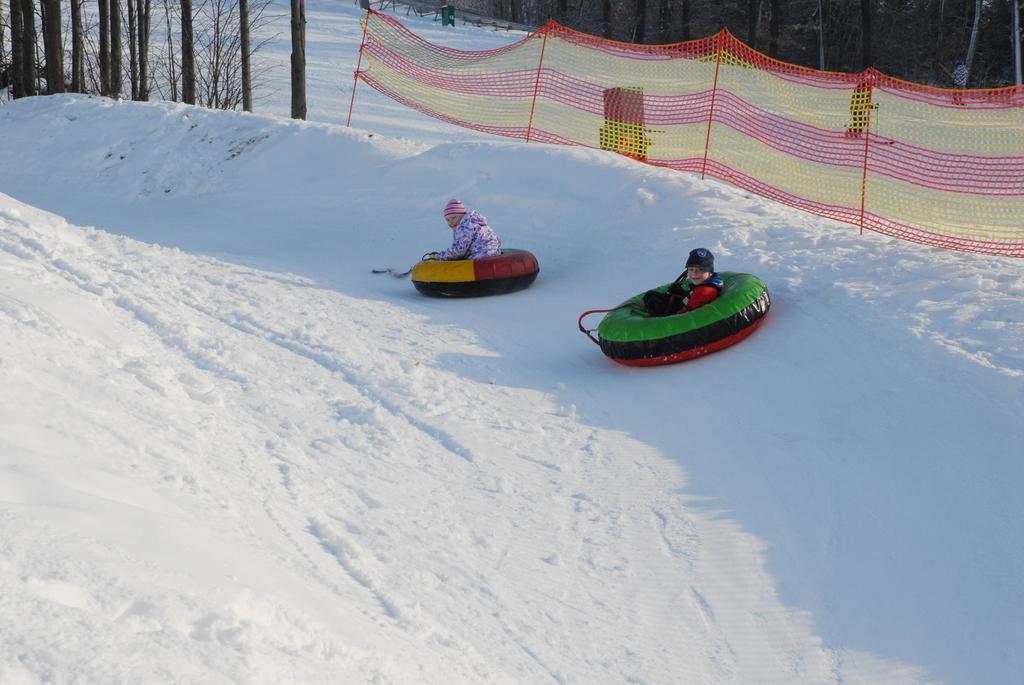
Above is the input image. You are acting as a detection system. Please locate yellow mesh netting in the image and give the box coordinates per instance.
[352,12,1024,256]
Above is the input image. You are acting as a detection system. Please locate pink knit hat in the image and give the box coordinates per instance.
[443,198,467,218]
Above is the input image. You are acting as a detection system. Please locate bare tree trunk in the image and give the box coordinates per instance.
[110,0,121,95]
[746,0,759,46]
[38,0,46,71]
[163,0,177,100]
[768,0,780,56]
[633,0,646,42]
[137,0,150,99]
[963,0,981,84]
[817,0,825,70]
[1014,0,1022,86]
[208,0,223,108]
[10,0,25,96]
[180,0,194,103]
[42,0,62,92]
[657,0,671,42]
[19,0,37,95]
[0,0,5,87]
[860,0,871,69]
[290,0,305,119]
[71,0,85,91]
[99,0,110,93]
[240,0,251,111]
[930,0,943,53]
[127,0,137,97]
[0,0,6,95]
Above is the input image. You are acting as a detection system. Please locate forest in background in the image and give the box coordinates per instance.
[1,0,1021,114]
[464,0,1022,88]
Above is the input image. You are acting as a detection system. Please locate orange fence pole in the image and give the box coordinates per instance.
[525,22,551,143]
[857,71,877,236]
[346,11,371,127]
[701,30,725,180]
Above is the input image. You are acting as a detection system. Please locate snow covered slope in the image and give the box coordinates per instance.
[1,5,1022,684]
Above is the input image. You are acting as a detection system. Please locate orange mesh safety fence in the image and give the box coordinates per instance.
[352,11,1024,257]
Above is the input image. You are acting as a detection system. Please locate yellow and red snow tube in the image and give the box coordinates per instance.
[412,249,540,297]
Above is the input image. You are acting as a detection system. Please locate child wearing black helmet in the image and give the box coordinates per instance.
[642,248,723,317]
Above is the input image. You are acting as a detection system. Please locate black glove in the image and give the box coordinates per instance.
[643,290,671,317]
[666,282,686,296]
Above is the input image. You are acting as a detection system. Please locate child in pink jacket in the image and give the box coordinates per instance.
[425,199,502,261]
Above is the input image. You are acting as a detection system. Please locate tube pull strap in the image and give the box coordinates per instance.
[578,305,632,346]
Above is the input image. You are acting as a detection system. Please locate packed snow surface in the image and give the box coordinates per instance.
[1,3,1021,684]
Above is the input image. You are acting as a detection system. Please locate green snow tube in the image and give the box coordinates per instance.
[586,272,770,366]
